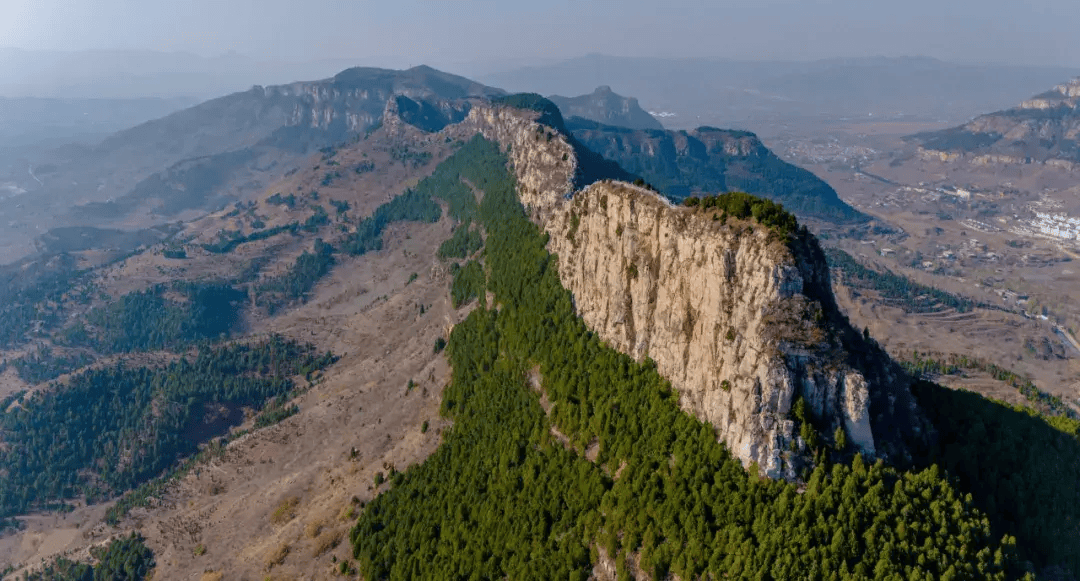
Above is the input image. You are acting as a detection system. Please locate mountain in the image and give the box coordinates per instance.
[565,116,867,223]
[468,104,919,475]
[910,78,1080,169]
[2,91,1079,579]
[482,54,1080,127]
[548,86,663,130]
[0,65,503,263]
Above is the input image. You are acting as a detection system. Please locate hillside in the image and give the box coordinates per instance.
[548,86,663,130]
[0,66,503,264]
[910,78,1080,169]
[3,92,1080,580]
[565,116,867,223]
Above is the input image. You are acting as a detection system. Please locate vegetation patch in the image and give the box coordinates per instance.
[21,533,154,581]
[271,496,300,526]
[437,221,484,260]
[826,247,978,313]
[0,336,335,520]
[683,192,799,242]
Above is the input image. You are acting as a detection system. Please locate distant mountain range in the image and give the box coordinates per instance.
[565,117,865,223]
[0,65,864,265]
[19,66,502,221]
[909,78,1080,168]
[482,55,1080,127]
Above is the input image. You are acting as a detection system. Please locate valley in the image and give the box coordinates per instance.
[764,120,1080,413]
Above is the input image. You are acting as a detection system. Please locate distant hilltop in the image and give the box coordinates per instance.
[909,77,1080,169]
[548,86,663,130]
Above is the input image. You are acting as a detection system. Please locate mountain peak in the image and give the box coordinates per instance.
[547,86,663,130]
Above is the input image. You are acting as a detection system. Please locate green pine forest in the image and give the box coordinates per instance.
[346,135,1080,579]
[0,337,335,520]
[15,533,154,581]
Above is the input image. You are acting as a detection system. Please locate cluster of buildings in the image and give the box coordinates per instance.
[1032,212,1080,242]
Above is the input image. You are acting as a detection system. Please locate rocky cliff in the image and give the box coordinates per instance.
[565,117,867,224]
[464,102,924,478]
[911,78,1080,168]
[24,67,501,225]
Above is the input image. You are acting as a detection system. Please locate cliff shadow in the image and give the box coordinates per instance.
[909,379,1080,577]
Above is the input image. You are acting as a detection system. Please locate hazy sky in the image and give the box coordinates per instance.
[2,0,1079,67]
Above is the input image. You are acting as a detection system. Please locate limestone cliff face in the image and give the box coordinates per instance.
[462,103,922,478]
[266,65,501,136]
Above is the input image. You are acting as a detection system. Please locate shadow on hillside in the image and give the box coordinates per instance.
[910,379,1080,578]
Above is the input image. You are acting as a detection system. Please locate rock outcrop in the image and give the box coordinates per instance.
[464,103,924,479]
[911,78,1080,168]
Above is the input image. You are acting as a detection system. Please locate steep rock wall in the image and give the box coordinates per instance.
[461,104,922,478]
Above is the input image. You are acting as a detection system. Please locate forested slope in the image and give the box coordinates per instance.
[342,135,1080,579]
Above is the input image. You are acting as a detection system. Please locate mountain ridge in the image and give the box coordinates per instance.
[564,116,867,223]
[911,77,1080,169]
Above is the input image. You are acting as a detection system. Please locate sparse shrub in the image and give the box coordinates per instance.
[373,472,384,487]
[421,420,429,433]
[720,380,731,392]
[271,497,299,525]
[340,505,356,521]
[312,529,343,557]
[265,543,289,570]
[194,543,207,556]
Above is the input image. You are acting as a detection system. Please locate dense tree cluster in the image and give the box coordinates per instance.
[450,260,485,308]
[437,221,484,260]
[683,192,800,241]
[258,238,336,312]
[65,282,246,353]
[825,247,977,314]
[21,533,154,581]
[912,381,1080,573]
[350,136,1038,580]
[339,187,441,255]
[0,253,90,348]
[11,346,95,384]
[0,337,335,519]
[492,94,567,134]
